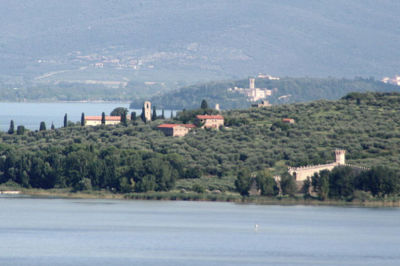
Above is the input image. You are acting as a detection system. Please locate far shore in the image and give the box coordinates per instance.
[4,188,399,208]
[0,100,132,104]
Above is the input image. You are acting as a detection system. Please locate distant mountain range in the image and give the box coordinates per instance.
[0,0,399,90]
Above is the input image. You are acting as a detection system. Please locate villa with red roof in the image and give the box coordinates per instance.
[157,124,196,137]
[196,115,224,129]
[85,116,121,126]
[282,118,295,124]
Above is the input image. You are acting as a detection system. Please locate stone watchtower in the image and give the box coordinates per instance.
[335,149,346,165]
[144,101,152,122]
[249,78,255,89]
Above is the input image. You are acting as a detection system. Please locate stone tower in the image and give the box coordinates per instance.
[335,149,346,165]
[144,101,152,122]
[249,78,255,89]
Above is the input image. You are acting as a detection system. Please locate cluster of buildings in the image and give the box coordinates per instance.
[83,100,225,137]
[71,50,145,71]
[228,78,273,102]
[157,114,224,137]
[84,101,153,126]
[83,97,367,193]
[382,75,400,86]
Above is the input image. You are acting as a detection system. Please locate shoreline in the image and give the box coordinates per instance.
[10,189,400,208]
[0,100,132,104]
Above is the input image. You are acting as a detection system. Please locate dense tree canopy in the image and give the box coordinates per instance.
[110,107,128,116]
[0,92,399,200]
[311,166,400,200]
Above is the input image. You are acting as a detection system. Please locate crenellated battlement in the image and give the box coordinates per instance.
[288,162,338,172]
[342,164,370,171]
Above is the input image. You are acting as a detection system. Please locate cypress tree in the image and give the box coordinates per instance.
[121,112,127,126]
[201,99,208,109]
[63,114,68,128]
[8,120,14,134]
[39,121,46,131]
[131,112,136,121]
[152,106,157,121]
[51,122,55,130]
[16,125,25,135]
[161,109,165,119]
[81,113,85,126]
[101,112,106,125]
[170,110,174,119]
[141,106,146,123]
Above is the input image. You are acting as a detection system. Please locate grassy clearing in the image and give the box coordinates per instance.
[18,188,124,200]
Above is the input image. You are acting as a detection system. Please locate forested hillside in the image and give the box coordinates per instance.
[1,92,400,198]
[0,81,162,102]
[130,77,400,109]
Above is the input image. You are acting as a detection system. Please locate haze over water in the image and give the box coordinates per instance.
[0,198,399,266]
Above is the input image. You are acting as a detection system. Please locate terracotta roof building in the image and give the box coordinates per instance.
[85,116,121,126]
[282,118,295,124]
[196,115,224,129]
[157,124,196,137]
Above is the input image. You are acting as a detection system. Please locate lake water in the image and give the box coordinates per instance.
[0,102,176,131]
[0,198,399,266]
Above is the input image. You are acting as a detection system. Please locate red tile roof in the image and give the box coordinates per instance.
[196,115,224,120]
[157,124,196,129]
[85,116,121,121]
[282,118,294,122]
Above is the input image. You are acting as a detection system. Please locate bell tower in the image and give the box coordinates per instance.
[249,78,255,89]
[144,101,152,122]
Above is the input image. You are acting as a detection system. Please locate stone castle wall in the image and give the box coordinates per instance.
[288,163,338,181]
[288,150,347,181]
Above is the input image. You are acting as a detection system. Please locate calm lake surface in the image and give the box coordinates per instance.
[0,198,399,266]
[0,102,176,131]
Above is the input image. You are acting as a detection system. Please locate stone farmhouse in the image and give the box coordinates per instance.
[85,116,121,126]
[196,115,224,129]
[288,150,347,181]
[157,124,196,137]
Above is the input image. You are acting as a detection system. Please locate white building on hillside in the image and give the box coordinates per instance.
[228,78,272,102]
